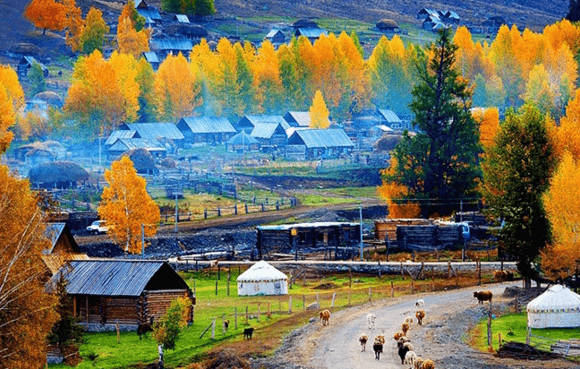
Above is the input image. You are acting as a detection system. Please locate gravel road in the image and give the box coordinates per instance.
[254,282,577,369]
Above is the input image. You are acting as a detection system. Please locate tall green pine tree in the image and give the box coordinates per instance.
[566,0,580,22]
[387,28,482,217]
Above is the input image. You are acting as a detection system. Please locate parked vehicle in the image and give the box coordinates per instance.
[86,220,109,235]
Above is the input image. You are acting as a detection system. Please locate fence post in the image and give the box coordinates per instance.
[431,266,435,291]
[204,209,208,219]
[478,261,482,286]
[391,281,394,298]
[303,295,305,311]
[261,203,265,212]
[289,296,292,313]
[331,292,336,308]
[487,302,493,348]
[526,325,531,345]
[257,303,260,322]
[211,318,216,339]
[235,307,238,329]
[234,203,238,215]
[267,302,270,318]
[349,289,351,306]
[217,207,221,217]
[316,293,319,305]
[411,279,414,294]
[279,298,281,314]
[276,201,279,211]
[245,306,248,324]
[369,287,372,302]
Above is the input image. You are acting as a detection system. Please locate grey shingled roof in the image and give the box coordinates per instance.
[137,8,161,21]
[151,38,193,51]
[251,123,284,139]
[44,223,66,252]
[286,111,311,127]
[51,260,166,296]
[126,123,185,140]
[108,138,166,153]
[288,129,353,149]
[143,51,159,63]
[179,116,236,134]
[295,28,328,39]
[266,29,284,38]
[244,115,290,130]
[105,130,137,146]
[377,109,402,124]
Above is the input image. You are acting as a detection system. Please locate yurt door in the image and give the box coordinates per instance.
[274,281,281,294]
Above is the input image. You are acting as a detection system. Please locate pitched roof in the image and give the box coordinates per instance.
[266,29,284,39]
[125,123,185,140]
[44,223,67,253]
[151,38,193,51]
[134,0,147,8]
[445,10,460,19]
[178,116,236,134]
[227,131,259,145]
[50,260,187,296]
[251,123,285,139]
[295,28,328,39]
[105,130,137,146]
[108,138,166,153]
[285,111,312,127]
[143,51,159,63]
[243,115,290,130]
[174,14,190,23]
[377,109,402,124]
[288,129,354,148]
[137,8,161,21]
[20,56,48,72]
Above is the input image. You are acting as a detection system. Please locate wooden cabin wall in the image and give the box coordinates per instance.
[143,289,192,323]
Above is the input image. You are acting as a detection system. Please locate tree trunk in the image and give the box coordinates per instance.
[157,345,164,369]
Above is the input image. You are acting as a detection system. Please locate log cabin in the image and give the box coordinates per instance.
[49,260,195,332]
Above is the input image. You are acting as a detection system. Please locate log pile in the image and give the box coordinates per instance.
[497,342,561,360]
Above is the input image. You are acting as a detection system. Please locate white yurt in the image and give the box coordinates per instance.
[237,260,288,296]
[527,285,580,328]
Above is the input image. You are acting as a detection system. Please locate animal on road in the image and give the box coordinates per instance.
[405,316,414,327]
[367,313,376,329]
[404,349,418,367]
[373,338,383,360]
[402,321,410,335]
[414,357,424,369]
[137,316,154,339]
[398,341,412,364]
[415,309,426,325]
[374,334,385,345]
[415,299,425,310]
[243,327,254,339]
[358,333,368,352]
[421,358,435,369]
[473,291,493,305]
[319,309,331,326]
[393,331,404,341]
[493,270,514,282]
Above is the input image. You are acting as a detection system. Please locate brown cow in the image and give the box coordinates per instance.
[473,290,493,304]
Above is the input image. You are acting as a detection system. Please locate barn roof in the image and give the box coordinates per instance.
[377,109,403,124]
[44,223,81,253]
[105,130,137,146]
[242,115,290,129]
[174,14,190,23]
[295,28,328,39]
[151,38,193,51]
[251,123,285,139]
[124,123,185,140]
[227,131,259,145]
[287,129,354,148]
[20,56,48,72]
[108,138,167,153]
[285,111,311,127]
[178,116,236,134]
[137,8,161,21]
[50,260,189,297]
[143,51,159,63]
[134,0,147,8]
[266,29,284,38]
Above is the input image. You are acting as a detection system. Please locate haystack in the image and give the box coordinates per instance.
[293,18,319,29]
[34,91,64,108]
[376,19,399,30]
[29,161,90,189]
[117,148,158,175]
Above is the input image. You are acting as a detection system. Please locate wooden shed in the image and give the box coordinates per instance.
[17,56,48,79]
[50,260,195,332]
[256,222,361,260]
[177,116,237,145]
[42,223,88,276]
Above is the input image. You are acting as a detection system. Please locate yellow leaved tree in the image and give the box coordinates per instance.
[0,65,25,153]
[98,156,160,254]
[377,158,421,219]
[309,90,330,129]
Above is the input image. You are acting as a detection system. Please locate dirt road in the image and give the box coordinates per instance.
[256,282,576,369]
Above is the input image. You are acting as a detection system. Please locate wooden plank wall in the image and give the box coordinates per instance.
[143,289,192,323]
[76,295,140,325]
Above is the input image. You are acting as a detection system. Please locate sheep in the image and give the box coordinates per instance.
[405,316,414,327]
[415,309,426,325]
[367,313,377,329]
[473,290,493,305]
[421,359,435,369]
[319,309,331,326]
[137,316,154,339]
[404,350,418,367]
[243,327,254,339]
[415,299,425,310]
[375,334,386,345]
[403,341,414,351]
[414,357,425,369]
[402,321,410,335]
[373,338,383,360]
[398,342,411,364]
[397,336,411,348]
[393,331,405,341]
[358,333,368,352]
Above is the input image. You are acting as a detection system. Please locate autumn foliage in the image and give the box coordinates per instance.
[377,158,421,218]
[98,156,160,254]
[25,0,65,34]
[0,65,25,153]
[309,90,330,129]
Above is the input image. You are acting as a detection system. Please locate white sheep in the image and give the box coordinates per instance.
[415,299,425,310]
[404,350,418,367]
[367,313,376,329]
[405,316,414,327]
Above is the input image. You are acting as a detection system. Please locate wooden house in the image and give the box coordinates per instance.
[49,260,194,332]
[236,115,290,132]
[256,222,361,260]
[294,28,328,43]
[422,14,441,30]
[142,51,160,70]
[107,138,167,159]
[284,111,312,128]
[265,29,286,45]
[134,0,148,8]
[292,19,319,30]
[177,116,237,145]
[376,19,399,33]
[42,223,88,276]
[150,38,193,59]
[136,6,162,24]
[417,8,439,20]
[17,56,48,79]
[377,109,408,130]
[225,132,260,152]
[119,122,185,146]
[173,14,190,23]
[251,123,288,146]
[286,128,354,160]
[442,10,461,24]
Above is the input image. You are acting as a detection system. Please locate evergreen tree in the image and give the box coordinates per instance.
[566,0,580,22]
[28,62,46,96]
[481,105,556,288]
[161,0,182,13]
[194,0,215,16]
[386,28,482,217]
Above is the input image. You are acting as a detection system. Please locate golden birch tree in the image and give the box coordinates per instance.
[98,156,160,254]
[309,90,330,129]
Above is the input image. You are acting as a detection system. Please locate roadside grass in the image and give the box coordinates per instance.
[471,312,580,352]
[313,186,380,199]
[51,268,496,368]
[294,193,360,206]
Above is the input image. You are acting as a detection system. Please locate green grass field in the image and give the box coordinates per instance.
[472,312,580,352]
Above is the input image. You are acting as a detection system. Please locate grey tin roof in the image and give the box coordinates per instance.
[288,129,354,149]
[51,260,166,296]
[126,123,185,140]
[251,123,284,139]
[258,222,358,231]
[137,8,161,21]
[108,138,166,152]
[44,223,66,252]
[178,116,236,134]
[151,38,193,51]
[174,14,190,23]
[143,51,160,63]
[377,109,402,124]
[105,130,137,146]
[295,28,328,39]
[266,29,284,39]
[243,115,290,130]
[286,111,311,127]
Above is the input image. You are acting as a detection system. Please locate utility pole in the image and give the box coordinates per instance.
[142,223,145,259]
[174,193,179,233]
[359,204,363,261]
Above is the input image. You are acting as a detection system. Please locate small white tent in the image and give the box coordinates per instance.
[527,285,580,328]
[237,260,288,296]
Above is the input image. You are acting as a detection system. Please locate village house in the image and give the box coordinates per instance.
[150,38,193,60]
[284,111,312,128]
[416,8,439,20]
[142,51,160,70]
[264,29,286,45]
[135,0,162,25]
[17,56,48,79]
[173,14,190,23]
[286,128,354,160]
[377,109,408,130]
[114,122,185,147]
[49,260,195,332]
[177,116,237,146]
[295,28,328,43]
[42,223,88,276]
[250,123,289,147]
[376,19,400,33]
[107,138,167,159]
[236,114,290,132]
[225,131,260,152]
[256,222,361,260]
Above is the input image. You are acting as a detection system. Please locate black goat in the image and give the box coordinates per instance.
[398,344,410,364]
[137,316,154,339]
[373,341,383,360]
[243,327,254,340]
